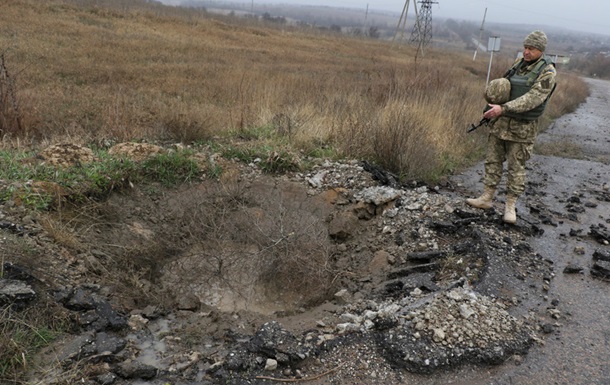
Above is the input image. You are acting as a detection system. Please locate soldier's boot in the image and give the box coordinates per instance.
[466,187,495,209]
[503,195,518,224]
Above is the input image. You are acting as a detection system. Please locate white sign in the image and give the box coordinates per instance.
[487,36,501,52]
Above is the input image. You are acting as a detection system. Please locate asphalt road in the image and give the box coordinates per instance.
[444,77,610,385]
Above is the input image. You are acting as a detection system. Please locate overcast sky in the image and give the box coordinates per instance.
[208,0,609,36]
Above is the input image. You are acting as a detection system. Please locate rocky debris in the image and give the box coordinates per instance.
[354,186,402,207]
[54,286,128,331]
[591,260,610,279]
[115,360,158,380]
[298,159,378,193]
[0,148,598,385]
[2,262,36,282]
[374,287,533,373]
[247,321,311,365]
[589,223,610,245]
[563,263,584,274]
[96,332,128,356]
[209,287,535,380]
[220,321,314,377]
[540,323,556,334]
[361,160,401,188]
[0,279,36,306]
[382,272,439,300]
[94,372,118,385]
[32,289,132,383]
[0,221,26,234]
[593,248,610,262]
[56,330,127,367]
[57,331,97,363]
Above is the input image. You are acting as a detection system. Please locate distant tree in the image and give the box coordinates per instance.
[350,28,363,37]
[262,12,286,24]
[568,53,610,79]
[586,54,610,78]
[367,26,380,39]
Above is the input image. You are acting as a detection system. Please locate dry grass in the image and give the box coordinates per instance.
[0,292,73,383]
[544,71,590,118]
[0,0,591,172]
[1,0,587,182]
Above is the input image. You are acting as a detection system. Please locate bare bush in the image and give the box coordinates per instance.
[545,72,590,117]
[161,178,335,311]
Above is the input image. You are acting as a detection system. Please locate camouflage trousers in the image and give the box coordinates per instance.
[483,134,533,197]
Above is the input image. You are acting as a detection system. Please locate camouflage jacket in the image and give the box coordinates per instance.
[490,56,557,143]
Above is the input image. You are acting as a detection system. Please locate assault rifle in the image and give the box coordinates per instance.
[467,105,492,133]
[467,116,490,133]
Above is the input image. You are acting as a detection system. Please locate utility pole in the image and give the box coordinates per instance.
[486,36,501,86]
[364,3,369,30]
[392,0,412,46]
[473,8,487,61]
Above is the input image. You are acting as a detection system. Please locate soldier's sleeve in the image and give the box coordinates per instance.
[503,63,557,114]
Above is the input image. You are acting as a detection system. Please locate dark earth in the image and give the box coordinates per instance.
[0,78,608,385]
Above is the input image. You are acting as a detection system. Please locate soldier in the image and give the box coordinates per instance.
[467,30,557,224]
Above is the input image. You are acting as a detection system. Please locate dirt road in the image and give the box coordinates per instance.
[446,77,610,385]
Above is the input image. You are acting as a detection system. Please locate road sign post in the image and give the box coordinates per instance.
[486,36,501,86]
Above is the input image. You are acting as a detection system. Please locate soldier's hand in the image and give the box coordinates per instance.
[483,104,503,119]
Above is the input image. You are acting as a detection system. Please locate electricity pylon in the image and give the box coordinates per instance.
[392,0,438,56]
[409,0,437,52]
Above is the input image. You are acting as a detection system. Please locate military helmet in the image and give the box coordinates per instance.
[485,78,511,104]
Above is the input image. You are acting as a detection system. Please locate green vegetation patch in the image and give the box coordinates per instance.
[0,306,64,381]
[0,148,203,210]
[219,143,301,174]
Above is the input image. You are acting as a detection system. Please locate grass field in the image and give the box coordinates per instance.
[0,0,589,180]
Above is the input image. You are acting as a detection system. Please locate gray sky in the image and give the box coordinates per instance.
[235,0,609,36]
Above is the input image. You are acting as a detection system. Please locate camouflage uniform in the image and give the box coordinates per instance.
[483,55,557,196]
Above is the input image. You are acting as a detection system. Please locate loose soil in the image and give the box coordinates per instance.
[1,78,608,385]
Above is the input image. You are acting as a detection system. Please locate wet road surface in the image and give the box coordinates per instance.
[445,77,610,385]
